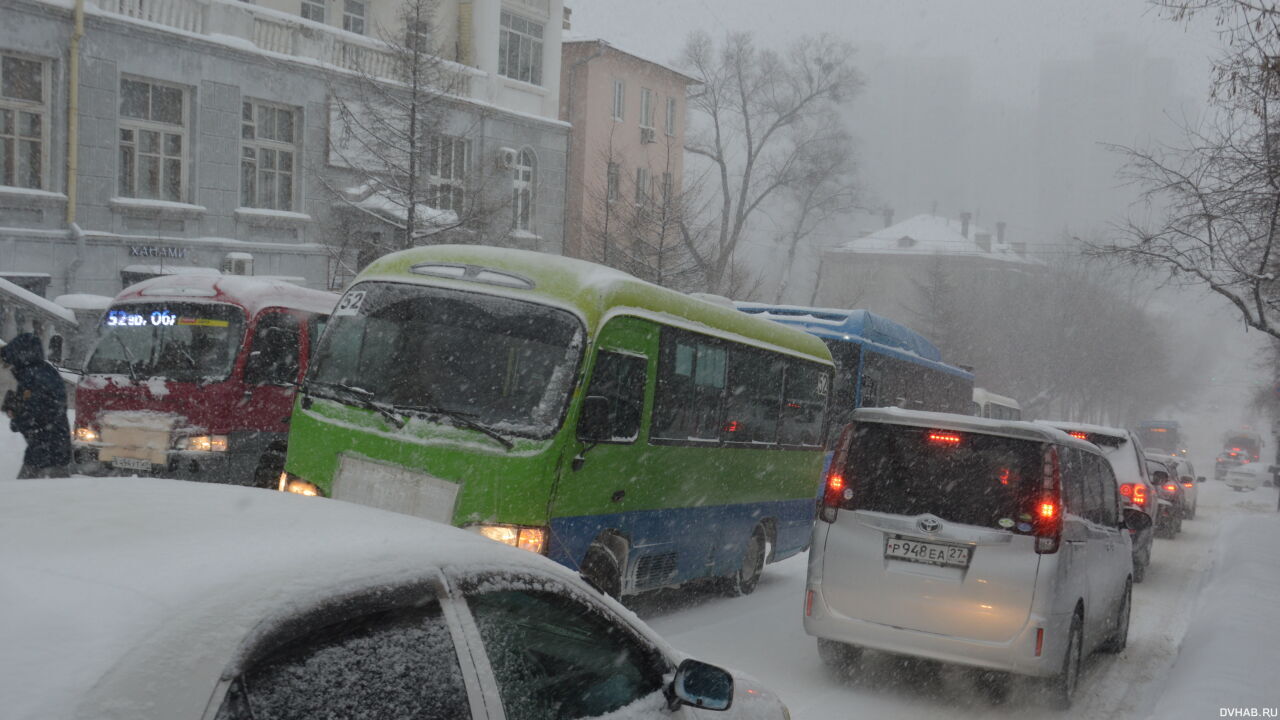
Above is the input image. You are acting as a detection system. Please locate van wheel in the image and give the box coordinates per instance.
[817,638,862,675]
[580,545,623,599]
[727,525,767,596]
[1047,613,1083,710]
[1101,580,1131,654]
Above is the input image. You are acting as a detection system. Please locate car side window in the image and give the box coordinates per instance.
[1094,456,1120,526]
[214,600,471,720]
[1062,447,1087,517]
[466,586,667,720]
[1078,451,1104,525]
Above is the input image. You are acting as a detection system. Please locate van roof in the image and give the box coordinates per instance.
[356,245,833,364]
[852,407,1098,452]
[113,274,339,318]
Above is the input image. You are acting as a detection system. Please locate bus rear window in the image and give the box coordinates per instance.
[841,424,1044,531]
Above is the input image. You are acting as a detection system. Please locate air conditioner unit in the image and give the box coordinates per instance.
[222,252,254,276]
[496,147,517,169]
[640,127,655,144]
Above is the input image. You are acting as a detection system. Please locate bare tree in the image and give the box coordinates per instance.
[680,31,862,292]
[1097,0,1280,339]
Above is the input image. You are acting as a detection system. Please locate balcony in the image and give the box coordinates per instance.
[86,0,479,97]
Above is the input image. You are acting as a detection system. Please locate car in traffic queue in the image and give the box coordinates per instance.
[1225,462,1269,492]
[1145,453,1184,538]
[72,274,337,488]
[805,409,1150,710]
[0,477,790,720]
[1215,450,1245,481]
[1167,455,1203,518]
[1039,421,1159,583]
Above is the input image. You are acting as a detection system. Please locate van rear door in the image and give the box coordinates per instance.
[818,424,1043,644]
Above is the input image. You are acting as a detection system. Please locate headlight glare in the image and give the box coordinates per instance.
[74,426,99,442]
[180,435,229,452]
[473,524,547,554]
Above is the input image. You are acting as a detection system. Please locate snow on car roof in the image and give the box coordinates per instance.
[853,407,1096,451]
[1036,419,1131,443]
[0,478,581,719]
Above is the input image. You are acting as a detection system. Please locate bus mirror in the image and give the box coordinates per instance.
[578,395,612,443]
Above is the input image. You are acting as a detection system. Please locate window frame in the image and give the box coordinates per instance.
[240,98,300,211]
[639,87,654,129]
[426,134,470,215]
[498,10,544,86]
[300,0,326,23]
[117,76,189,202]
[342,0,365,34]
[611,79,625,121]
[0,52,49,191]
[579,349,649,445]
[511,147,535,232]
[665,96,677,136]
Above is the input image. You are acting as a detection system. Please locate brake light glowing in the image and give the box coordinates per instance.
[1182,481,1194,488]
[1152,428,1167,433]
[1164,483,1178,493]
[1119,483,1133,497]
[1133,484,1147,505]
[1036,447,1063,554]
[724,420,740,433]
[828,474,845,492]
[927,430,962,445]
[1039,501,1057,519]
[1068,431,1088,440]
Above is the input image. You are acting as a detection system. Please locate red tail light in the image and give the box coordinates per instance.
[927,430,962,446]
[1068,431,1088,440]
[1163,483,1178,493]
[819,425,855,523]
[1036,447,1063,554]
[1182,481,1194,488]
[1119,483,1133,497]
[1133,484,1147,506]
[1035,627,1045,657]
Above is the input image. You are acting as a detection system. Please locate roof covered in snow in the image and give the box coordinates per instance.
[736,303,944,361]
[0,276,76,324]
[855,407,1096,450]
[562,35,702,84]
[113,273,338,317]
[830,214,1042,265]
[0,478,611,719]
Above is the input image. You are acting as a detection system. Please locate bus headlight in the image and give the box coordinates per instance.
[278,472,320,496]
[472,524,547,554]
[178,435,229,452]
[73,426,99,443]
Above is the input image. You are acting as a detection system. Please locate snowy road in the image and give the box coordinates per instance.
[635,479,1273,720]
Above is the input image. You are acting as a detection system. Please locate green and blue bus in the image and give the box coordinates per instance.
[280,245,834,597]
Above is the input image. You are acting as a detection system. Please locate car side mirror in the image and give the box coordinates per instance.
[1197,476,1206,484]
[577,395,612,443]
[1151,470,1169,484]
[669,658,734,712]
[1123,507,1152,532]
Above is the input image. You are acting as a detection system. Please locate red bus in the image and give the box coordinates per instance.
[73,275,337,487]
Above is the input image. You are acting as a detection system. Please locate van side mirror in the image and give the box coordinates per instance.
[1123,507,1152,532]
[577,395,612,443]
[669,658,733,711]
[1151,470,1169,484]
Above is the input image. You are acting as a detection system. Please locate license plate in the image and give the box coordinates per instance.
[112,457,152,472]
[885,535,971,568]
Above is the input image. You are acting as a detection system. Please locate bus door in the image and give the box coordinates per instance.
[555,317,655,593]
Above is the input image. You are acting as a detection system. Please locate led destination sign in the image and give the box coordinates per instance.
[104,310,229,328]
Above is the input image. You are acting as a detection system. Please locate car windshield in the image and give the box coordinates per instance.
[84,302,246,383]
[309,282,584,438]
[842,423,1043,531]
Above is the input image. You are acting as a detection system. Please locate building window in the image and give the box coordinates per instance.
[512,148,535,231]
[498,11,543,85]
[606,162,619,203]
[301,0,325,23]
[241,100,298,211]
[426,135,469,214]
[611,80,625,121]
[666,97,677,136]
[0,55,46,190]
[634,167,650,207]
[118,78,186,202]
[639,88,653,129]
[342,0,365,34]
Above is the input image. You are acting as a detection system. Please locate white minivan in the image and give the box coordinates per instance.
[803,409,1151,709]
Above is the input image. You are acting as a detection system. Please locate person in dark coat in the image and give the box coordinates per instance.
[1,333,71,478]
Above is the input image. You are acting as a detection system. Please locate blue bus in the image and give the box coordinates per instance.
[736,304,974,443]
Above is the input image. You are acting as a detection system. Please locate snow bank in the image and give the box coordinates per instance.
[1147,509,1280,719]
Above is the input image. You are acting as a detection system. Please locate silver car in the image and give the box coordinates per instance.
[804,409,1150,709]
[0,477,790,720]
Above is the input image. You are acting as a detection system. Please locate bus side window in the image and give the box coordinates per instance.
[246,312,302,386]
[780,361,825,448]
[581,351,646,443]
[724,348,782,445]
[653,331,725,442]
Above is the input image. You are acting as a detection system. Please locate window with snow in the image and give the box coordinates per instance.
[425,134,469,214]
[0,54,46,190]
[300,0,325,23]
[342,0,365,34]
[498,11,543,85]
[118,78,187,202]
[512,148,535,232]
[241,100,299,211]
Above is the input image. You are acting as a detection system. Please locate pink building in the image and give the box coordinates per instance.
[560,38,698,265]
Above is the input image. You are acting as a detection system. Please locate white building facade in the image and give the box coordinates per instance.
[0,0,568,297]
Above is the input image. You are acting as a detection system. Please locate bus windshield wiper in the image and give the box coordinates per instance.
[390,403,515,451]
[306,380,406,429]
[110,333,143,384]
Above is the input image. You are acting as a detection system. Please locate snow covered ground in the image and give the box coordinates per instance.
[1,417,1275,718]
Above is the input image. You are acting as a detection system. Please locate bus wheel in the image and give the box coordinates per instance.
[581,545,623,599]
[728,525,767,597]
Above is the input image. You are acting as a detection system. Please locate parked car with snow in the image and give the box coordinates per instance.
[806,409,1150,709]
[1039,421,1159,583]
[1225,462,1268,492]
[0,477,787,720]
[72,275,336,487]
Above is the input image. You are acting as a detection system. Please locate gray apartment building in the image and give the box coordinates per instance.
[0,0,568,297]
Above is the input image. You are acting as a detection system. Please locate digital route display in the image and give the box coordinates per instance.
[104,310,229,328]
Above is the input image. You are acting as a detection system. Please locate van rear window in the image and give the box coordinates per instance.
[842,424,1044,531]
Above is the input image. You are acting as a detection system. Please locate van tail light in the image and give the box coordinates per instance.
[1121,483,1147,506]
[819,424,856,523]
[1035,627,1045,657]
[1182,481,1194,488]
[805,589,815,617]
[1035,446,1063,554]
[1163,483,1179,494]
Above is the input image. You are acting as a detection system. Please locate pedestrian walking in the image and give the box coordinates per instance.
[2,333,71,478]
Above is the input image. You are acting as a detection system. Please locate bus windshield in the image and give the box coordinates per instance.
[85,302,247,382]
[308,282,585,438]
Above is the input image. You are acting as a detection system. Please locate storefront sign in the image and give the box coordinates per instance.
[129,245,188,259]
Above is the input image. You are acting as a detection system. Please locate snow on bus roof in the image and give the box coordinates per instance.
[115,274,338,317]
[735,302,944,362]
